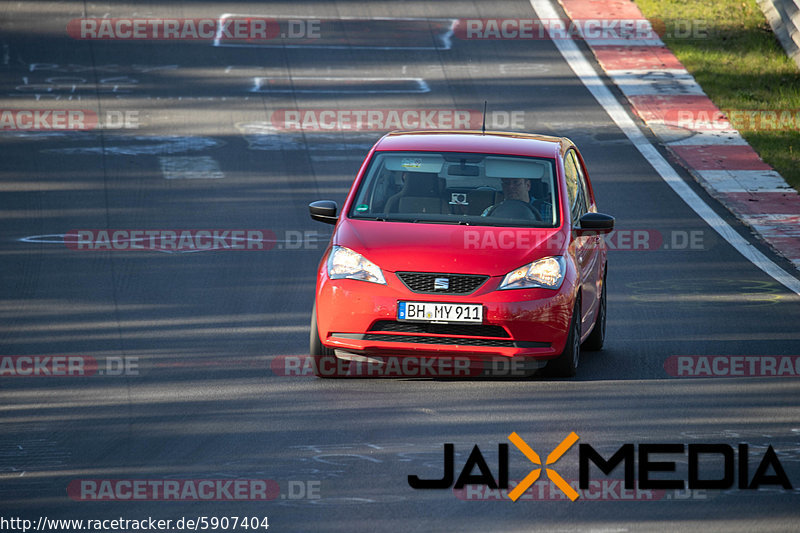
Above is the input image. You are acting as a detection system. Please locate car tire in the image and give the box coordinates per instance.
[545,298,581,378]
[582,269,606,351]
[310,303,341,378]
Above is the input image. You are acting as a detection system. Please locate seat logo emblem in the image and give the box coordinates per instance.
[434,277,449,291]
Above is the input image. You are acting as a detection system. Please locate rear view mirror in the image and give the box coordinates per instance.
[447,164,480,176]
[309,200,338,225]
[576,212,614,234]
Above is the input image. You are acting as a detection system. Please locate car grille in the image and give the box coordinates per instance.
[396,272,488,295]
[371,320,509,338]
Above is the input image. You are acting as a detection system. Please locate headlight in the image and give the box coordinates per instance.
[327,246,386,285]
[499,256,565,290]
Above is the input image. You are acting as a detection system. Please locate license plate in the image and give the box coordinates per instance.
[397,301,483,324]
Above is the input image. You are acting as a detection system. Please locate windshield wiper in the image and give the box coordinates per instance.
[368,216,412,223]
[410,219,469,225]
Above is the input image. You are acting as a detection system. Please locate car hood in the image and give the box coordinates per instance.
[334,218,569,277]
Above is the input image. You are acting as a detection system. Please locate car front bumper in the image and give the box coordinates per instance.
[315,269,576,361]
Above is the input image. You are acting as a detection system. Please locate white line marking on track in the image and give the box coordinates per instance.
[309,154,363,161]
[212,14,456,50]
[250,76,429,94]
[605,68,706,96]
[159,156,224,179]
[18,233,322,253]
[235,121,377,151]
[583,37,664,47]
[531,0,800,295]
[662,128,748,146]
[42,136,223,156]
[696,170,795,193]
[19,234,69,244]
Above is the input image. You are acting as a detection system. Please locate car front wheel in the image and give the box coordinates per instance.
[582,269,606,351]
[310,303,341,378]
[544,297,581,378]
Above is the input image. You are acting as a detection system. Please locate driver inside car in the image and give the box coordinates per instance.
[481,177,543,220]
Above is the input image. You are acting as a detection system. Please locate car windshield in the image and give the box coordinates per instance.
[348,151,559,227]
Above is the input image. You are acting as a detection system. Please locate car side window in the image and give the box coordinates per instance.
[572,151,592,212]
[564,152,578,209]
[564,150,587,225]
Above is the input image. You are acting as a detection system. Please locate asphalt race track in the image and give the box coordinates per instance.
[1,1,799,532]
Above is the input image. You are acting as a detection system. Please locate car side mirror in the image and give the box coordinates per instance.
[575,212,614,235]
[309,200,338,225]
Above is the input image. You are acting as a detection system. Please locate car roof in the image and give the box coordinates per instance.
[373,130,568,159]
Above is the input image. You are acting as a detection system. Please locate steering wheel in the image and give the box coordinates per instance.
[487,200,542,221]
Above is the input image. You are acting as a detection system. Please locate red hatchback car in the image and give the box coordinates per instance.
[308,130,614,377]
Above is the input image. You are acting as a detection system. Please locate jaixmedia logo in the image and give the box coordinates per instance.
[408,433,793,502]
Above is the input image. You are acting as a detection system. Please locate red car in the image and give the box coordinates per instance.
[308,130,614,377]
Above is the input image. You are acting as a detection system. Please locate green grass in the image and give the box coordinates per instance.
[636,0,800,191]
